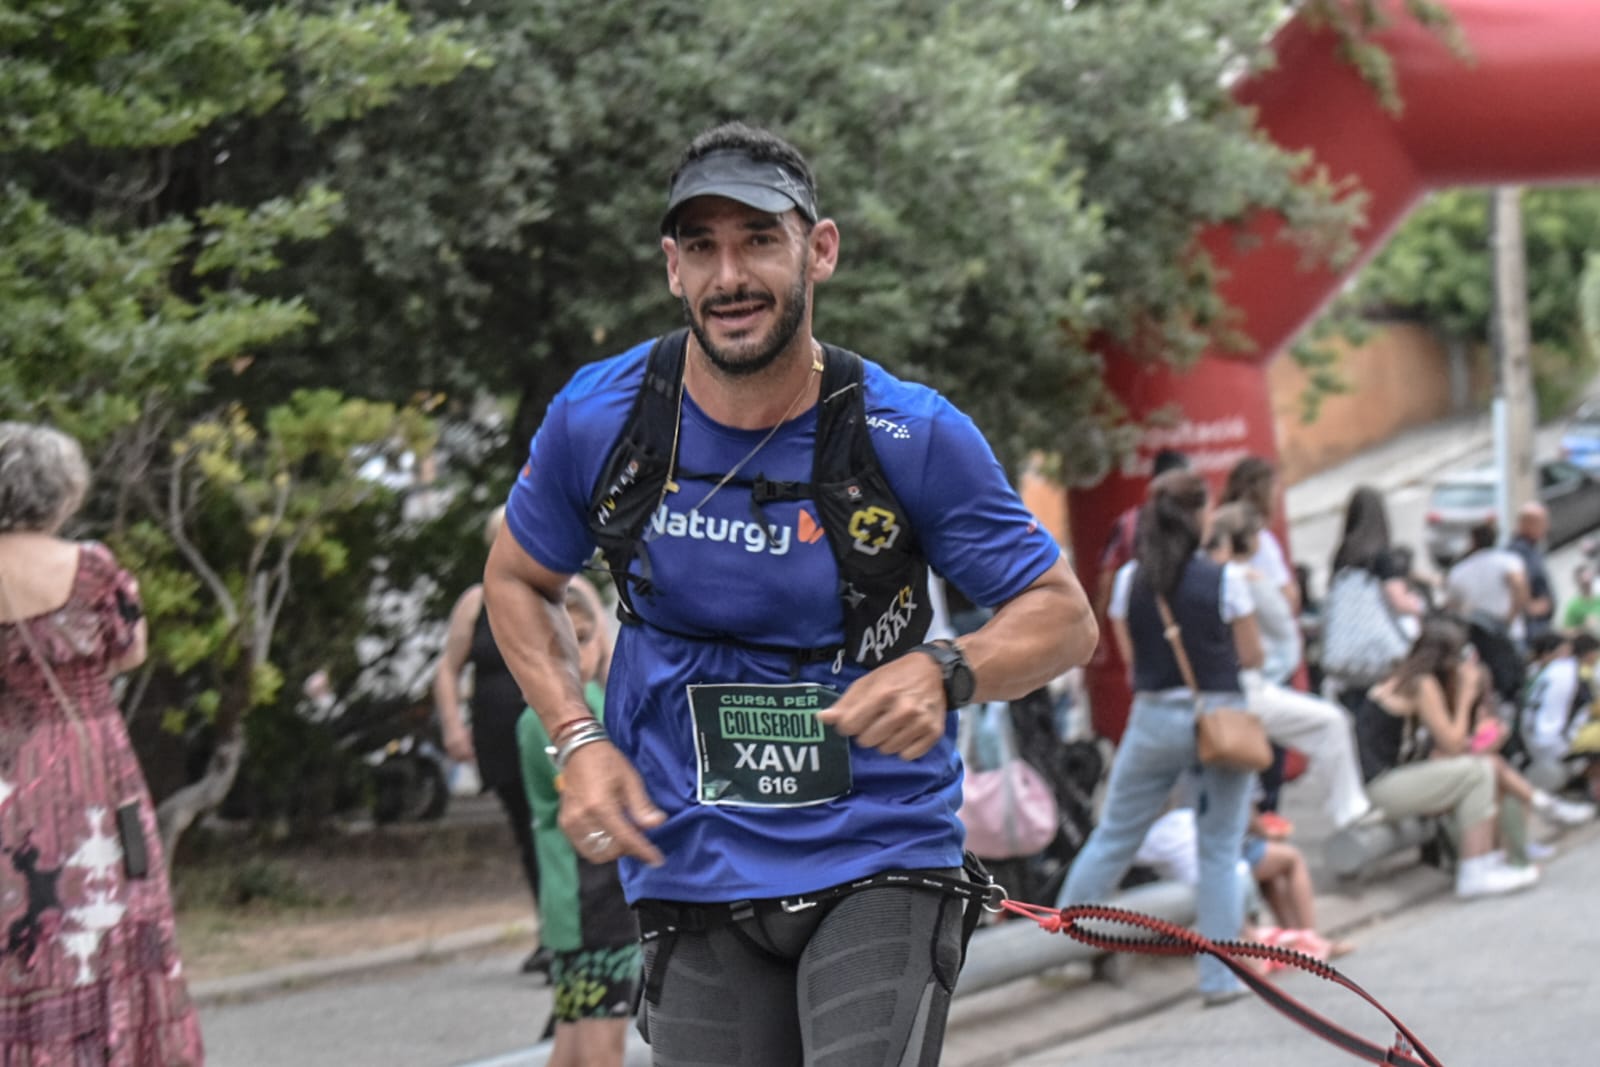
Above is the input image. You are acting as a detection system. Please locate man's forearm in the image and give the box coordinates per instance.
[481,565,593,735]
[959,558,1097,704]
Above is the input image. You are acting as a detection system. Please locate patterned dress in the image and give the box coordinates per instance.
[0,542,203,1065]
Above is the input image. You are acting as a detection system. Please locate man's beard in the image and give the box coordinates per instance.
[683,271,809,378]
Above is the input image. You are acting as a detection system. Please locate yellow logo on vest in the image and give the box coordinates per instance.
[847,506,901,556]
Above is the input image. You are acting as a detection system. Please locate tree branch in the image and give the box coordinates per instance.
[244,467,292,580]
[164,449,239,629]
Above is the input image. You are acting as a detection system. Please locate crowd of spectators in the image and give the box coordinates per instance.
[967,455,1600,1009]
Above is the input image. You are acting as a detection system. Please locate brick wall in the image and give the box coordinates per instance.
[1267,322,1460,485]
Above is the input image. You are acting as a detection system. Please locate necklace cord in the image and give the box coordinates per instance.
[684,345,824,514]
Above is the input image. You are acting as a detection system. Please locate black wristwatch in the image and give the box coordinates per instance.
[912,639,976,709]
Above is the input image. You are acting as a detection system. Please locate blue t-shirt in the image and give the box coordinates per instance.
[505,337,1060,903]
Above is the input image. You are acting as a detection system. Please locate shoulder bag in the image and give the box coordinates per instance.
[957,701,1061,859]
[1320,567,1411,688]
[1154,595,1273,773]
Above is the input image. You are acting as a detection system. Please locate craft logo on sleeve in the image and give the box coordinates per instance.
[689,684,852,807]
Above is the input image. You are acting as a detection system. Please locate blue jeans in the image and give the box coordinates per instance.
[1057,690,1256,995]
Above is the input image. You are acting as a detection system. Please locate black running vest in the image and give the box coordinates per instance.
[586,330,932,670]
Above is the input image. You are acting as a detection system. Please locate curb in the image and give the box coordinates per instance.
[190,918,534,1007]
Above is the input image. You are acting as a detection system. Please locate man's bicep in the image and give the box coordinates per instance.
[486,526,575,605]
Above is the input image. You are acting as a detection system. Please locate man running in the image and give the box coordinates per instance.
[484,121,1097,1066]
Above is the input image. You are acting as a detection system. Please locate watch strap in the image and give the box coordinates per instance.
[912,639,975,709]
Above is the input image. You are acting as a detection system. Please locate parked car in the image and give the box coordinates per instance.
[1560,401,1600,474]
[1423,459,1600,568]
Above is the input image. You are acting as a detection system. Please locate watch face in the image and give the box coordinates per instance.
[947,660,976,707]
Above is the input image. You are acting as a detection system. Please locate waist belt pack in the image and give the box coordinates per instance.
[633,853,998,1007]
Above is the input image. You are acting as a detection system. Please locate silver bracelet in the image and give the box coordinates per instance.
[547,720,610,772]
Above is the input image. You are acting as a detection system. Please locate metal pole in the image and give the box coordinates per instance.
[1491,185,1536,536]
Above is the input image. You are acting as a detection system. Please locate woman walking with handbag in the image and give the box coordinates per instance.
[1056,469,1265,1005]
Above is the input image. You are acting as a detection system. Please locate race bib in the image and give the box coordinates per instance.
[688,683,852,808]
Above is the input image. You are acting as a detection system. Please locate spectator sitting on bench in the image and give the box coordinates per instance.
[1353,619,1592,899]
[1133,803,1354,965]
[1518,631,1600,796]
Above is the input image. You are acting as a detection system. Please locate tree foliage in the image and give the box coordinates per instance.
[242,0,1372,481]
[1357,188,1600,352]
[1302,0,1466,113]
[3,0,1444,845]
[1582,253,1600,364]
[0,0,481,853]
[1348,187,1600,414]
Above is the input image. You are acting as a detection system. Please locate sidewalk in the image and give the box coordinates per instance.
[1284,411,1492,524]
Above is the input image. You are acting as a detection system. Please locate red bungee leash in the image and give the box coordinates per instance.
[1000,900,1446,1067]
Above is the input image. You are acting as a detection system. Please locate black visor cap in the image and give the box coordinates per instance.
[660,150,818,235]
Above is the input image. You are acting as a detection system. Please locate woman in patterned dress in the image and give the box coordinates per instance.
[0,422,203,1065]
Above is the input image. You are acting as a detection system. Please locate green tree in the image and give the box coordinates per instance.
[1582,252,1600,361]
[1351,187,1600,414]
[1,0,1454,850]
[239,0,1377,480]
[0,0,480,856]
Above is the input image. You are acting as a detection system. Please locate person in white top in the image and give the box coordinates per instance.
[1207,503,1374,829]
[1519,631,1600,792]
[1221,456,1299,615]
[1445,520,1528,634]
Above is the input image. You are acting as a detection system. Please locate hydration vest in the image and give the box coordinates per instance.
[586,330,931,670]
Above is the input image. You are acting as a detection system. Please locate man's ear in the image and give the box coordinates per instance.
[663,236,683,298]
[807,219,840,284]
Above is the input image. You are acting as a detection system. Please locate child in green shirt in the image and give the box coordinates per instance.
[517,580,638,1067]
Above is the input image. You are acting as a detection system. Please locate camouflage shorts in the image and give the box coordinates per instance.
[552,943,642,1023]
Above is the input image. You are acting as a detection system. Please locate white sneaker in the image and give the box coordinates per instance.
[1456,856,1541,899]
[1525,840,1558,862]
[1489,843,1555,864]
[1535,794,1597,828]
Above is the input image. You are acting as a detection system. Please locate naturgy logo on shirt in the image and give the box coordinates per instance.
[649,503,798,555]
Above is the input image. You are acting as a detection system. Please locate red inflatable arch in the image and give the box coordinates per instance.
[1073,0,1600,742]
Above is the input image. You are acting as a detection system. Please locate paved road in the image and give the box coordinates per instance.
[1011,826,1600,1067]
[200,947,548,1067]
[197,412,1593,1067]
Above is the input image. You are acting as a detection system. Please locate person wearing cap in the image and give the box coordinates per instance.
[483,121,1096,1065]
